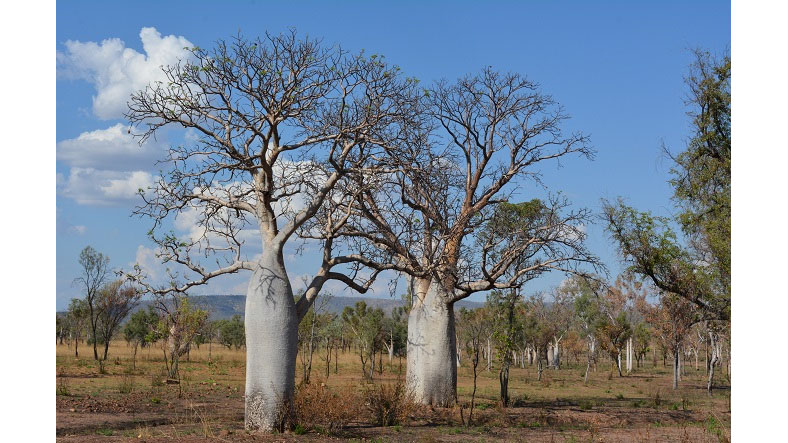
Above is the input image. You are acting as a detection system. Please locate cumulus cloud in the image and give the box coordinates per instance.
[57,123,164,170]
[57,27,193,119]
[58,168,154,206]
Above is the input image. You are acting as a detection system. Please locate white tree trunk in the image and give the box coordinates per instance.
[406,280,456,407]
[244,252,298,432]
[626,337,633,373]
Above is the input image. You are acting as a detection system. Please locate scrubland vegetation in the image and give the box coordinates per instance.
[56,27,731,441]
[56,336,729,442]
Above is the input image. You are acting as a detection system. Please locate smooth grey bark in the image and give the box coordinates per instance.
[244,251,298,432]
[406,280,457,406]
[707,327,719,396]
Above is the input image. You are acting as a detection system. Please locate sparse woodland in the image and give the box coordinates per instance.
[56,32,730,440]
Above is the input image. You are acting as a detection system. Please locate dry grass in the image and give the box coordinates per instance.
[56,341,730,441]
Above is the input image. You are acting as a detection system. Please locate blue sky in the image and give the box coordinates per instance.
[55,0,731,310]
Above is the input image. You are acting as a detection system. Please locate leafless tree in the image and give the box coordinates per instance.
[124,31,419,431]
[323,68,600,405]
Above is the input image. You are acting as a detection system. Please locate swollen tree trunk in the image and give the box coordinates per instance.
[407,280,457,407]
[244,253,298,432]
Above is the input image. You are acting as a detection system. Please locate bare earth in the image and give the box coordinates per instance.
[56,342,730,442]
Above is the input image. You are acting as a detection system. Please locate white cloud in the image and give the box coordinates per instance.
[58,168,154,206]
[57,27,193,119]
[57,123,163,170]
[134,245,165,283]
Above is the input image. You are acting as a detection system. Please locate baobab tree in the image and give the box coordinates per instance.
[325,69,599,406]
[124,32,419,431]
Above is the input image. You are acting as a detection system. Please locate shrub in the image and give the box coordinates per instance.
[294,379,359,433]
[119,374,135,394]
[362,379,416,427]
[57,376,70,396]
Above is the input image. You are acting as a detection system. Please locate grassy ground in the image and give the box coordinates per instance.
[56,341,730,441]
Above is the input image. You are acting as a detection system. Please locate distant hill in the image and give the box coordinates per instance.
[59,294,483,321]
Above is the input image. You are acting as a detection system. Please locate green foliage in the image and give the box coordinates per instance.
[216,315,245,350]
[603,50,730,321]
[342,301,385,378]
[123,306,159,348]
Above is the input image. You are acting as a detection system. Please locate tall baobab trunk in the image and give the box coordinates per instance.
[244,252,298,432]
[406,280,457,407]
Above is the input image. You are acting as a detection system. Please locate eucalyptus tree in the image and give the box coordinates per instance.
[124,32,419,431]
[153,293,209,380]
[486,288,524,406]
[456,307,488,426]
[66,298,90,358]
[565,276,603,383]
[95,279,142,361]
[123,306,159,368]
[638,291,698,390]
[603,51,730,322]
[329,69,598,405]
[341,301,385,380]
[74,246,110,360]
[218,315,245,350]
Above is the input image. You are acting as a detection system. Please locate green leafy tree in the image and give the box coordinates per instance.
[218,315,245,350]
[341,301,384,380]
[96,279,142,361]
[154,294,209,379]
[74,246,110,360]
[486,289,524,406]
[66,298,90,358]
[123,306,159,368]
[603,50,730,321]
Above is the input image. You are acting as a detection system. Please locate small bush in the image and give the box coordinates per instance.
[649,389,662,408]
[57,376,70,396]
[151,372,165,387]
[294,379,359,433]
[615,393,624,400]
[293,424,307,435]
[119,374,135,394]
[362,379,416,427]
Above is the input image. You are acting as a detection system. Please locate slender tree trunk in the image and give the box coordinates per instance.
[103,335,110,361]
[673,348,679,390]
[244,253,298,432]
[133,343,138,370]
[499,360,510,406]
[305,317,315,384]
[707,329,719,396]
[468,344,479,427]
[406,279,457,407]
